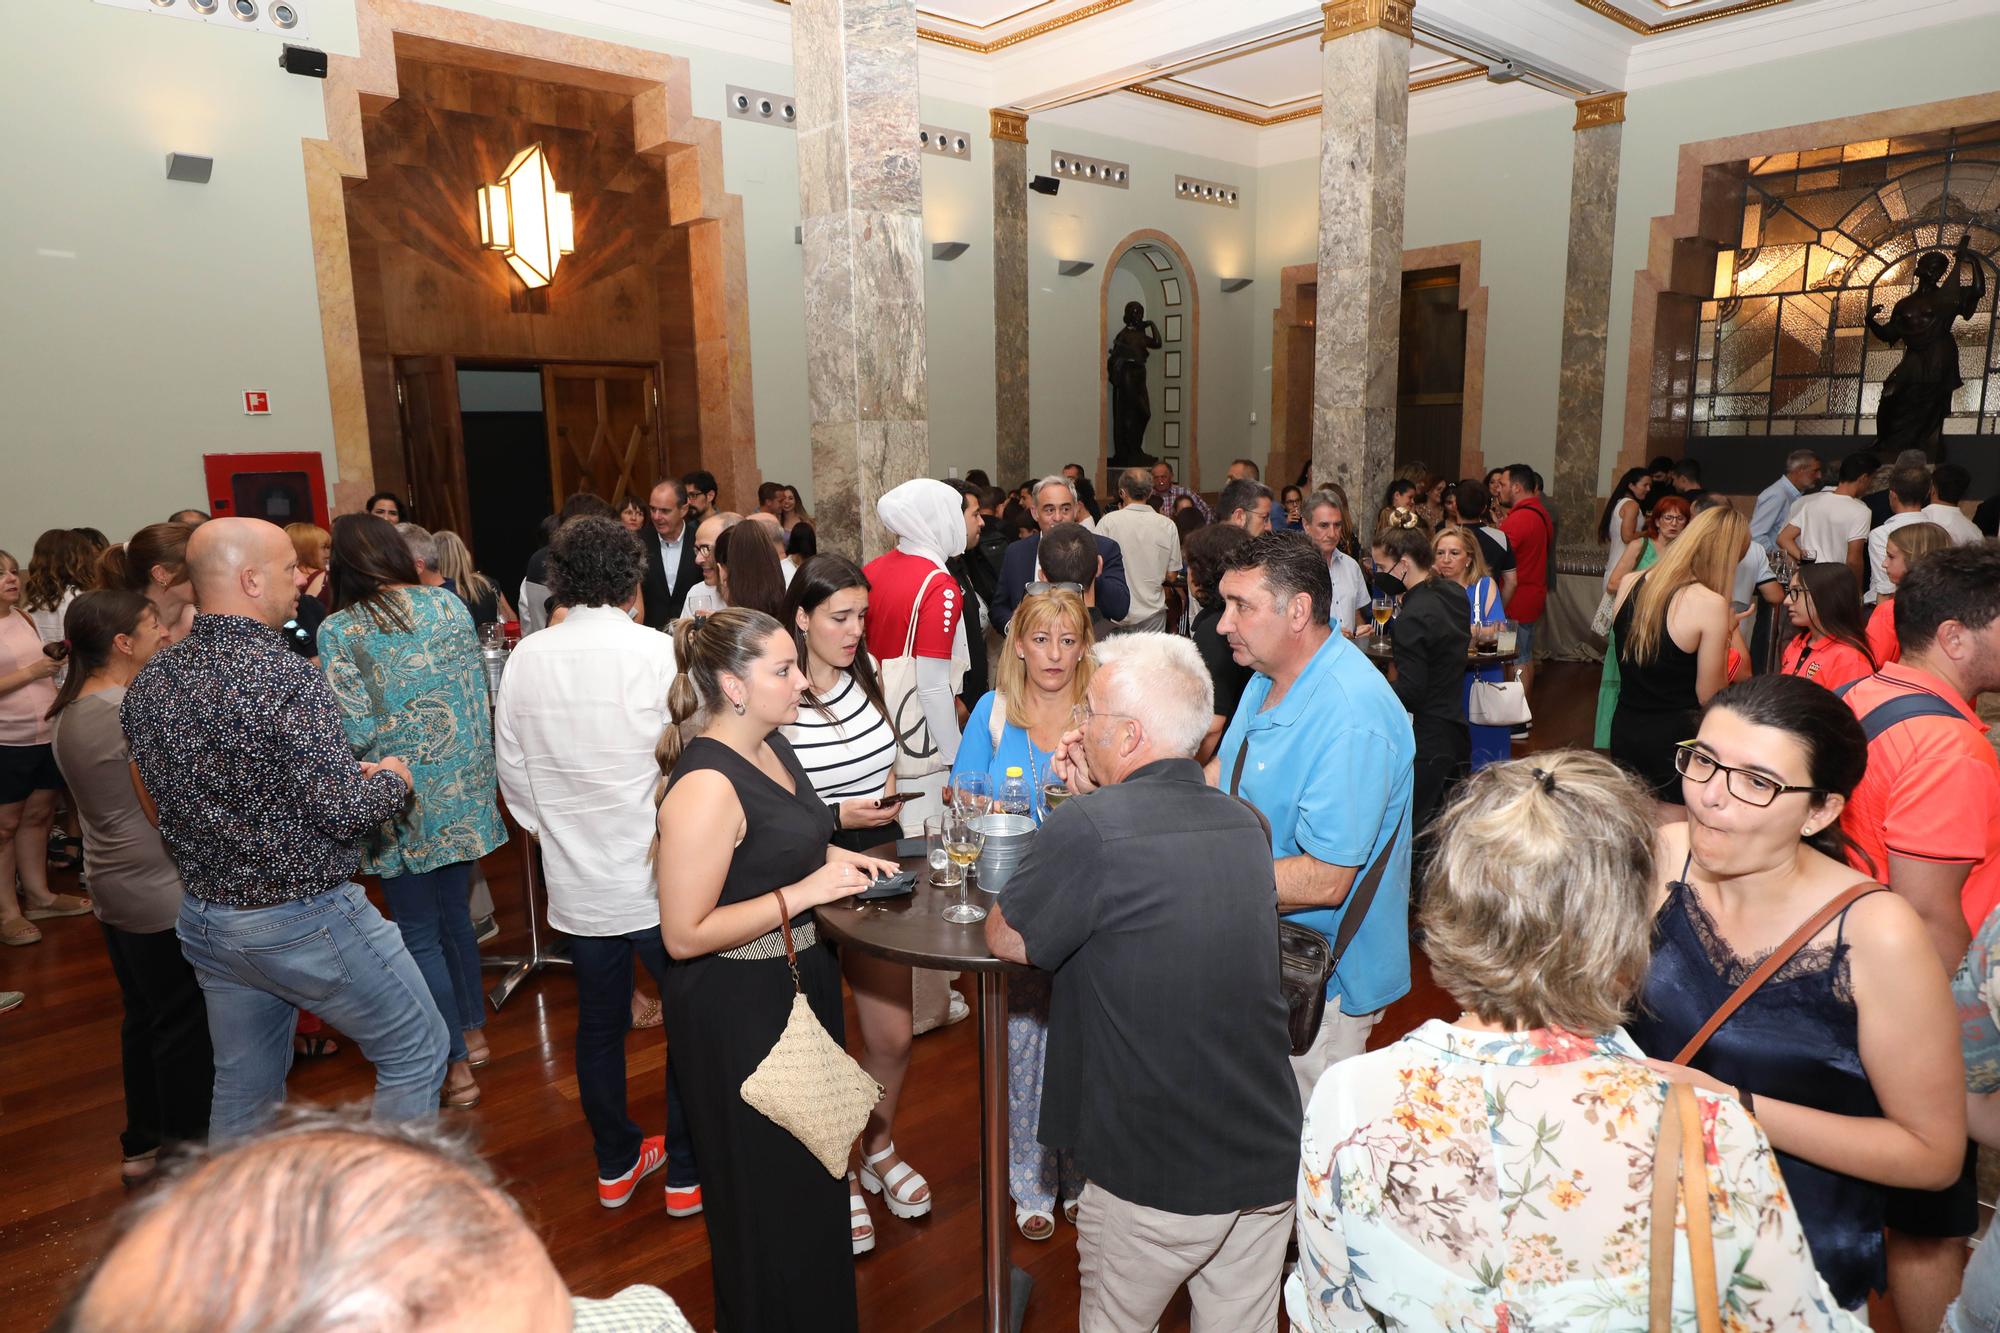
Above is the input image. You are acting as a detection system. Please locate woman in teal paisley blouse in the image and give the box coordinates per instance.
[321,513,506,1108]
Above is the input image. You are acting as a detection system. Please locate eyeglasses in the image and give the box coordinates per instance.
[1673,743,1821,807]
[1025,581,1084,596]
[1785,583,1808,601]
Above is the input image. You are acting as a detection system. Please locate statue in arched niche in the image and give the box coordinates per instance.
[1867,235,1986,454]
[1107,300,1162,467]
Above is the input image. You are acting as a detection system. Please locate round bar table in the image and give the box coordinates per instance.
[1363,637,1520,669]
[817,846,1025,1333]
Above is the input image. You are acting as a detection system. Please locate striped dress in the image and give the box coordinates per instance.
[783,671,895,849]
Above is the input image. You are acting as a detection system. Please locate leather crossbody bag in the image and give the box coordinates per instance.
[1231,741,1396,1057]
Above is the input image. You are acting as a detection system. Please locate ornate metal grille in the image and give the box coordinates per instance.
[1688,123,2000,442]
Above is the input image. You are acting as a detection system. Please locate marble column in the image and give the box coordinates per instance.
[991,109,1031,487]
[1311,0,1410,512]
[793,0,929,558]
[1552,92,1626,537]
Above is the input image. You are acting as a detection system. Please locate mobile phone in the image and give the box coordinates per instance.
[874,791,919,808]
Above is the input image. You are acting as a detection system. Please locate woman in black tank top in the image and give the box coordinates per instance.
[653,609,897,1332]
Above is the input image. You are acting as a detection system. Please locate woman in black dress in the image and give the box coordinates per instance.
[655,608,897,1332]
[1606,504,1749,800]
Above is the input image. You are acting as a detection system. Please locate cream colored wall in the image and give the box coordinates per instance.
[0,0,358,546]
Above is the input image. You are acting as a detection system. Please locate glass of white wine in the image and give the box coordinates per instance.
[925,814,961,889]
[1371,595,1395,635]
[939,812,987,924]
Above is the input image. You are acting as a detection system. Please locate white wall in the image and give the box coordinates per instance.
[0,0,358,546]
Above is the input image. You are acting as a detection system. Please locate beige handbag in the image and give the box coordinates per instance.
[1648,1081,1723,1333]
[738,890,884,1176]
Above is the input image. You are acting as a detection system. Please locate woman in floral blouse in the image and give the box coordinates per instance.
[321,514,506,1109]
[1286,751,1861,1331]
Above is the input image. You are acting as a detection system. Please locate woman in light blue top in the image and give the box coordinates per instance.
[949,587,1092,1240]
[320,513,507,1109]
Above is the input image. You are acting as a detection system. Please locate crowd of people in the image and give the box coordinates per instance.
[8,442,2000,1332]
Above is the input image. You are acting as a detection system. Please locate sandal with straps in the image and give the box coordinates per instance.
[1016,1207,1054,1241]
[847,1173,876,1256]
[858,1143,932,1220]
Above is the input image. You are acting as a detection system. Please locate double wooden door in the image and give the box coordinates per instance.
[395,357,661,553]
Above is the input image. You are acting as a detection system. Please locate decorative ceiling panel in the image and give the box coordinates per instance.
[1570,0,1797,37]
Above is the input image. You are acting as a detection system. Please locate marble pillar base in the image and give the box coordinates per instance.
[1310,20,1409,515]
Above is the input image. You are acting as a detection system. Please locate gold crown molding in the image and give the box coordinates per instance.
[1132,61,1476,126]
[1321,0,1413,44]
[1570,0,1792,37]
[989,109,1029,142]
[768,0,1132,54]
[1574,90,1627,129]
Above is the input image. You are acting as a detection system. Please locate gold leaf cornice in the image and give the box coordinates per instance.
[1574,91,1627,129]
[989,109,1029,142]
[1321,0,1413,44]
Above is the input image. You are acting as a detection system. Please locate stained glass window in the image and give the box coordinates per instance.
[1689,123,2000,441]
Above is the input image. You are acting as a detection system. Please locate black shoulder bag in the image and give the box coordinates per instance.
[1231,741,1397,1056]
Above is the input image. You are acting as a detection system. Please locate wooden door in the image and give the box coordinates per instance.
[394,356,472,541]
[541,364,660,509]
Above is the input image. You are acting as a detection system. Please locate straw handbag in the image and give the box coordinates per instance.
[1648,1081,1722,1333]
[738,890,884,1176]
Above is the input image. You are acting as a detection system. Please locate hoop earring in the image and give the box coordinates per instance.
[731,700,746,716]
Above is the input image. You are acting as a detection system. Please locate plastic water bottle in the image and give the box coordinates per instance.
[477,624,508,698]
[997,767,1031,819]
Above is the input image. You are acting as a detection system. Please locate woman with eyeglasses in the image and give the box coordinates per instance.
[1780,561,1877,694]
[1626,674,1963,1314]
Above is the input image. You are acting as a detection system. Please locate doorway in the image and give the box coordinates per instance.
[1099,230,1200,492]
[394,356,662,598]
[1396,267,1468,483]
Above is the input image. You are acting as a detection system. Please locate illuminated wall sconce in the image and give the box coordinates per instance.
[1056,259,1095,277]
[476,143,574,290]
[1220,277,1253,293]
[931,241,970,261]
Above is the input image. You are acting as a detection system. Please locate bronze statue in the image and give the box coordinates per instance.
[1867,235,1986,454]
[1107,300,1162,467]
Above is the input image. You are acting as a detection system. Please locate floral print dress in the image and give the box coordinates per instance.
[1284,1020,1862,1331]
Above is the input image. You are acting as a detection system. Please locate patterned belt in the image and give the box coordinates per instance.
[718,920,817,961]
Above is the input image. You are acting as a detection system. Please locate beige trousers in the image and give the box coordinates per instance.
[1290,996,1382,1111]
[1074,1182,1293,1333]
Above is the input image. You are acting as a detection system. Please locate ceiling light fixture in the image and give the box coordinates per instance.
[476,143,575,290]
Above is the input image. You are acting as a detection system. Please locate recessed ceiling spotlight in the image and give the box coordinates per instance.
[230,0,257,20]
[271,2,298,27]
[189,0,219,11]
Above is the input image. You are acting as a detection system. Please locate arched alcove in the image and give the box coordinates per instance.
[1097,229,1200,491]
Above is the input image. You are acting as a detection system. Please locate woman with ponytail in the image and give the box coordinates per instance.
[49,590,212,1180]
[654,607,897,1332]
[97,521,197,646]
[1627,673,1963,1312]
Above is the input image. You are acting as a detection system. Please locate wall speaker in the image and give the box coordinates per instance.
[278,43,326,77]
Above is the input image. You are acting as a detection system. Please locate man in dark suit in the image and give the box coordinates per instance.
[992,475,1130,631]
[639,478,700,628]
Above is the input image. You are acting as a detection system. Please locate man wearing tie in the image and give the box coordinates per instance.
[640,478,700,628]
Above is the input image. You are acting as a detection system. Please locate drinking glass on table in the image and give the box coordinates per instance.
[938,810,987,924]
[925,813,962,889]
[1495,619,1518,655]
[953,771,991,817]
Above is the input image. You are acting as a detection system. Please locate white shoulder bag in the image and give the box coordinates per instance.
[878,567,951,780]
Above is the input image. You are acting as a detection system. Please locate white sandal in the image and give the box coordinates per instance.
[1016,1206,1055,1241]
[848,1173,876,1256]
[858,1143,932,1220]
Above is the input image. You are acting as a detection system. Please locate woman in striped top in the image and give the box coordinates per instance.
[780,555,930,1256]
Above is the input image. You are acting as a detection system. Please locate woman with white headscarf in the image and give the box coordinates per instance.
[863,479,976,788]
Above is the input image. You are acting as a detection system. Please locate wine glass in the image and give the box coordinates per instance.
[1371,595,1395,634]
[925,813,960,888]
[939,811,987,924]
[953,771,991,818]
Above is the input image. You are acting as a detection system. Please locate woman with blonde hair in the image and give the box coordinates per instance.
[1432,524,1508,769]
[1864,519,1950,666]
[1287,750,1863,1331]
[1606,504,1750,800]
[951,586,1093,1240]
[431,529,514,628]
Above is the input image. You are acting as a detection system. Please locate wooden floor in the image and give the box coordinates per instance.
[1,664,1605,1330]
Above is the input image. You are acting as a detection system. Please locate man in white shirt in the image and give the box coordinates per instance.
[1778,450,1877,588]
[1097,468,1184,634]
[1303,492,1372,636]
[1866,463,1935,601]
[493,515,700,1215]
[1750,449,1822,554]
[1923,462,1985,546]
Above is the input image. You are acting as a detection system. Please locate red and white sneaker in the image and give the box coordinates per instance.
[597,1136,667,1209]
[665,1182,703,1217]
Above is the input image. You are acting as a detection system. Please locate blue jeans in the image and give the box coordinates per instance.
[177,883,449,1140]
[381,861,483,1065]
[570,927,697,1186]
[1946,1224,2000,1331]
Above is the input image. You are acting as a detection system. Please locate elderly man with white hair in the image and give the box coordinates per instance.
[986,633,1301,1333]
[991,475,1132,631]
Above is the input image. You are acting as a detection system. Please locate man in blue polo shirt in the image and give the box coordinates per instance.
[1211,531,1414,1101]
